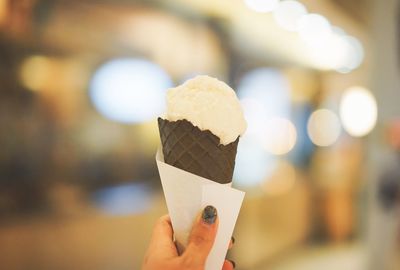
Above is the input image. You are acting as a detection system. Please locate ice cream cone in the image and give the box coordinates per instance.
[155,75,246,270]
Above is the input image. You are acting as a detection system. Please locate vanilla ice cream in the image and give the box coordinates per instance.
[164,75,247,145]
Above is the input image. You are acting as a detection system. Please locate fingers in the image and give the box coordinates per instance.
[225,237,235,269]
[222,260,235,270]
[147,215,178,258]
[181,205,218,268]
[228,236,235,249]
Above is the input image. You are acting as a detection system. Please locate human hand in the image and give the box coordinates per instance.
[142,205,235,270]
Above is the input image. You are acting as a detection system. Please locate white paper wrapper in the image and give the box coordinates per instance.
[156,150,245,270]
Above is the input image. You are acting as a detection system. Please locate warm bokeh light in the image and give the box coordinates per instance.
[308,31,349,70]
[307,109,341,146]
[244,0,279,13]
[387,119,400,149]
[298,14,332,46]
[263,117,297,155]
[262,160,296,196]
[273,0,307,32]
[0,0,7,26]
[89,58,172,124]
[20,55,53,92]
[340,86,378,137]
[303,24,364,72]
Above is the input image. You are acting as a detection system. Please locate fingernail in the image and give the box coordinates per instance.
[228,260,236,268]
[202,205,217,224]
[231,236,235,244]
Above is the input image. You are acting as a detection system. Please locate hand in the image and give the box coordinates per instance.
[142,205,235,270]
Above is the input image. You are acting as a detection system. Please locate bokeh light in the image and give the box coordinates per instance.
[234,136,277,188]
[263,117,297,155]
[273,0,307,32]
[308,31,349,70]
[262,160,296,196]
[234,68,293,187]
[298,14,332,47]
[0,0,8,26]
[92,183,152,216]
[340,86,378,137]
[303,23,364,72]
[244,0,279,13]
[337,36,365,73]
[238,68,291,143]
[331,26,346,36]
[89,58,173,124]
[20,55,53,92]
[237,69,295,154]
[307,109,341,146]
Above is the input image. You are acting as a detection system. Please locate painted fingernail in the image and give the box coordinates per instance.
[231,236,235,244]
[202,205,217,224]
[228,260,236,268]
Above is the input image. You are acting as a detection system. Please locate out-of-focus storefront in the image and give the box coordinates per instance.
[0,0,399,269]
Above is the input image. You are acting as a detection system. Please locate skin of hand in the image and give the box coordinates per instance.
[142,206,235,270]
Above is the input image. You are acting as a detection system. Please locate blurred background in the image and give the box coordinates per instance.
[0,0,399,269]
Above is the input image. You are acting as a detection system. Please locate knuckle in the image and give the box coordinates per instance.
[191,234,208,246]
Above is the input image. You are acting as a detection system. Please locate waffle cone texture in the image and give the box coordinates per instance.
[158,118,239,184]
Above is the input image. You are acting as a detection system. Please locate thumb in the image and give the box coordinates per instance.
[181,205,218,268]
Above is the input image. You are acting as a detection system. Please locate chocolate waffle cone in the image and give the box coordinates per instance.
[158,118,239,184]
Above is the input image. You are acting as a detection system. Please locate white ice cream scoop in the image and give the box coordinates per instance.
[164,75,247,145]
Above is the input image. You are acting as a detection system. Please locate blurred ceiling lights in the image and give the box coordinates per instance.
[243,0,365,73]
[38,0,366,74]
[307,109,341,146]
[337,35,364,73]
[295,11,364,72]
[298,14,332,46]
[340,86,378,137]
[89,58,172,124]
[244,0,279,13]
[273,0,307,32]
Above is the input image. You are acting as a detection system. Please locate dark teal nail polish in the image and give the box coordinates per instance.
[202,205,217,224]
[228,260,236,268]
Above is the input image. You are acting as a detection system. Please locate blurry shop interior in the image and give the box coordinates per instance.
[0,0,400,270]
